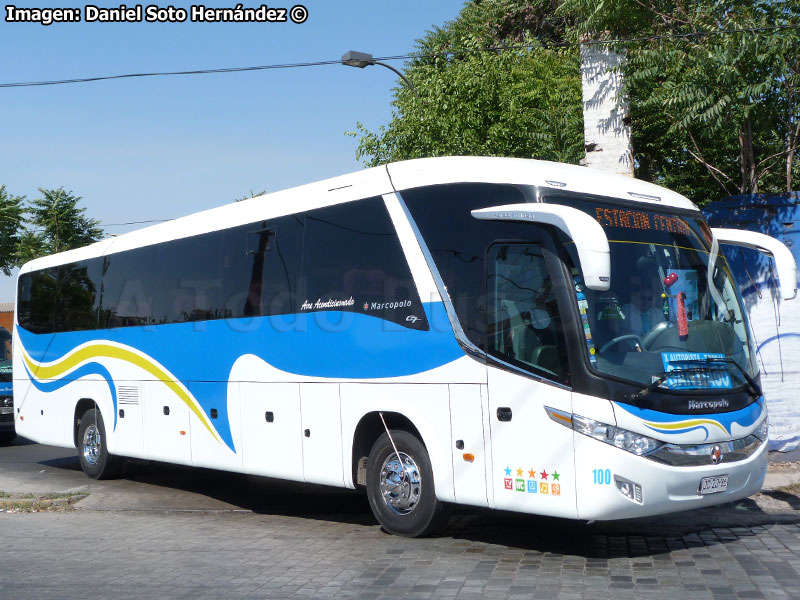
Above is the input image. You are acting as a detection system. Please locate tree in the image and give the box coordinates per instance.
[22,187,103,260]
[235,189,267,202]
[0,186,24,276]
[352,0,585,167]
[560,0,800,203]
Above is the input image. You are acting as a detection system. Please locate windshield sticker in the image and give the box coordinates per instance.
[573,275,597,363]
[660,352,733,389]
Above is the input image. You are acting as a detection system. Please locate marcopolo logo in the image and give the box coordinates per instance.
[364,300,413,311]
[688,399,730,411]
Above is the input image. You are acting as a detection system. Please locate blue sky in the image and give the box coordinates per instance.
[0,0,467,299]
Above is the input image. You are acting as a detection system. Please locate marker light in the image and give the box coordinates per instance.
[545,407,662,456]
[754,417,769,442]
[628,191,661,202]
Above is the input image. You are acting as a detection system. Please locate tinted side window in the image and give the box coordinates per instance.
[54,260,102,332]
[402,183,537,347]
[218,215,304,319]
[302,197,427,330]
[17,268,59,334]
[152,232,225,324]
[487,244,570,382]
[100,247,156,328]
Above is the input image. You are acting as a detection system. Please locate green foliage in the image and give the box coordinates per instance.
[0,186,24,276]
[353,0,584,167]
[561,0,800,203]
[235,189,267,202]
[22,187,103,260]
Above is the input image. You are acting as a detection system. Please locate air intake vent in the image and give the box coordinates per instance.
[118,386,140,406]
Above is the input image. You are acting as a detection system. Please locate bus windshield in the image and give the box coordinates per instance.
[547,195,758,392]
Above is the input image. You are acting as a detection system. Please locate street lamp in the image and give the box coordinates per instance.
[341,50,420,98]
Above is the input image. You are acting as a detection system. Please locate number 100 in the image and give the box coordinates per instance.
[593,468,611,485]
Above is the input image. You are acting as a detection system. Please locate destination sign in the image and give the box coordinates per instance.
[594,207,692,236]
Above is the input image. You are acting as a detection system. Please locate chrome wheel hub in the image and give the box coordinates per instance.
[379,452,421,515]
[82,424,101,466]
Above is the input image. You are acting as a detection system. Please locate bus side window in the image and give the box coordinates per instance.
[54,260,102,332]
[100,247,156,328]
[487,243,570,383]
[17,268,59,334]
[219,215,304,319]
[302,197,428,330]
[151,232,225,324]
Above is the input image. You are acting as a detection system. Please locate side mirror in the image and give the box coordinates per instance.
[712,228,797,301]
[471,203,611,291]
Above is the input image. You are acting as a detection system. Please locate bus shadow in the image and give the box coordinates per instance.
[35,453,375,526]
[442,499,800,557]
[35,453,800,550]
[120,461,376,526]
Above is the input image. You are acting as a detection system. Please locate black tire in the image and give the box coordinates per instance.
[0,431,16,446]
[77,409,123,480]
[365,430,449,537]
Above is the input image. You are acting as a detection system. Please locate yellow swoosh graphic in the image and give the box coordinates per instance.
[644,419,728,435]
[21,343,221,443]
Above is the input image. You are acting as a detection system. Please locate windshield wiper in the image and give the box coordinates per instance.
[629,367,715,402]
[702,357,762,399]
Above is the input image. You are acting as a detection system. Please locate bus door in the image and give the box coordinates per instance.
[484,242,577,517]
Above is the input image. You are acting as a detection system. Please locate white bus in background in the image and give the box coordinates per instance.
[13,157,796,537]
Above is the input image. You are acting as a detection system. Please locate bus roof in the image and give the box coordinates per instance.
[19,156,698,274]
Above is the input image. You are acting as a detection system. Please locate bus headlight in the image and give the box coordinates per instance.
[546,407,662,456]
[754,416,769,442]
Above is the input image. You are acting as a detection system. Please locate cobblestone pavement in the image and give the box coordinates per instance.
[2,492,800,600]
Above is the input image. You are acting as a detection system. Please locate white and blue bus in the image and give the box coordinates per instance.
[13,157,797,536]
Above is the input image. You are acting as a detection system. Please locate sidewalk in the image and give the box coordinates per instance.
[764,449,800,491]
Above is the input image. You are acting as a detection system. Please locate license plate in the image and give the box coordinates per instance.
[699,475,728,495]
[0,407,12,415]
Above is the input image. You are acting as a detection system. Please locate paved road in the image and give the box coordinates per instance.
[1,438,800,599]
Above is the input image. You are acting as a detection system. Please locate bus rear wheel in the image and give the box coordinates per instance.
[365,430,448,537]
[77,409,122,480]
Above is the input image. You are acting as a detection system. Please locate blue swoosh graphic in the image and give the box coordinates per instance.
[23,360,119,429]
[18,302,462,452]
[614,398,764,439]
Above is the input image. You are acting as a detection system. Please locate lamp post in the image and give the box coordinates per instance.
[341,50,420,98]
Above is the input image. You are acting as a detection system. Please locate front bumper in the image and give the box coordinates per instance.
[0,396,14,432]
[574,431,767,520]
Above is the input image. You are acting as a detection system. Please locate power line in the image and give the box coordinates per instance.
[1,24,797,89]
[101,218,173,227]
[0,59,344,88]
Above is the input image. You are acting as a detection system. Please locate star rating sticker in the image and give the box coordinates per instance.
[516,467,524,477]
[540,469,549,480]
[528,468,536,478]
[552,471,560,481]
[504,466,512,477]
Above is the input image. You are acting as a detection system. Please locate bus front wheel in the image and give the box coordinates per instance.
[366,430,448,537]
[77,409,122,480]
